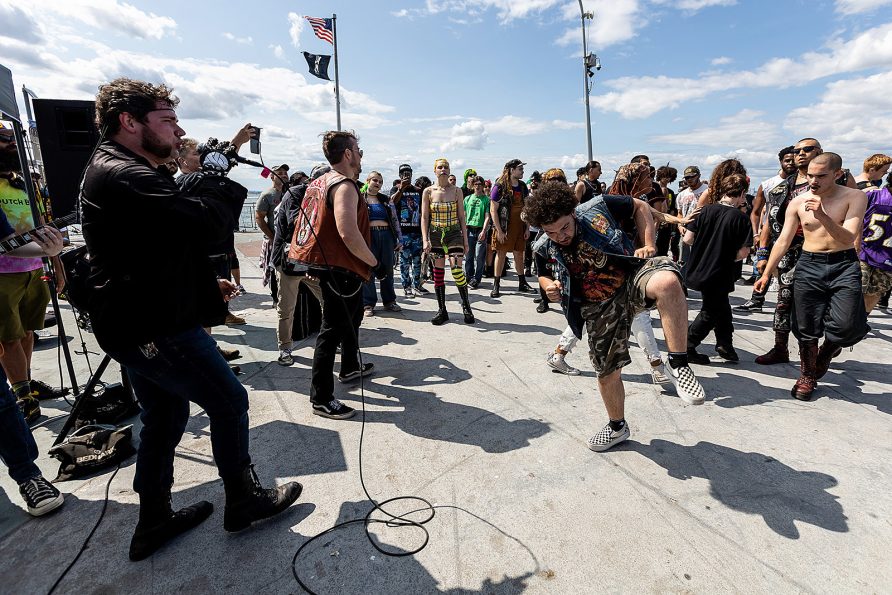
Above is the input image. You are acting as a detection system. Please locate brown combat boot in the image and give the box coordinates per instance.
[791,340,819,401]
[815,339,843,380]
[755,331,790,365]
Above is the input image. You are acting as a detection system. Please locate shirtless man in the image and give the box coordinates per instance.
[754,153,869,400]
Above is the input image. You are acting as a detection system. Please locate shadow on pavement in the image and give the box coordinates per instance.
[624,439,847,539]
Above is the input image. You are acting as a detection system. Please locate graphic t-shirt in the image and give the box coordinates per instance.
[559,195,634,304]
[0,177,42,273]
[463,193,490,228]
[684,203,753,292]
[676,183,708,219]
[395,185,422,234]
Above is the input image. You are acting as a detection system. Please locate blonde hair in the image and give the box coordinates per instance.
[542,168,568,184]
[434,157,450,170]
[366,170,383,183]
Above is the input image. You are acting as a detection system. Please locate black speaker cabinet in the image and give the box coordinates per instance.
[33,99,99,218]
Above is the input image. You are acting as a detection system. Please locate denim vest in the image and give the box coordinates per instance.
[533,196,639,338]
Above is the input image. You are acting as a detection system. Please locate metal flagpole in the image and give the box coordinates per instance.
[332,14,341,131]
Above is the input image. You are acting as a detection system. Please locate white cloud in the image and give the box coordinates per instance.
[784,70,892,159]
[270,44,285,60]
[441,120,489,151]
[654,0,737,10]
[26,0,176,40]
[711,56,732,66]
[649,109,779,147]
[556,0,641,49]
[392,8,410,17]
[288,12,304,48]
[0,4,44,44]
[591,22,892,119]
[835,0,892,14]
[223,32,253,45]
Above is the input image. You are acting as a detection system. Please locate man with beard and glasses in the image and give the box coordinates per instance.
[81,78,302,561]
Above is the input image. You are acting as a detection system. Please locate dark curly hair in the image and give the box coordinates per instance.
[95,78,179,136]
[521,181,576,227]
[702,158,747,205]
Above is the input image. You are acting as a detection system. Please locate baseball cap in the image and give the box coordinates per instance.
[505,159,526,169]
[683,166,700,177]
[398,163,413,174]
[272,163,290,172]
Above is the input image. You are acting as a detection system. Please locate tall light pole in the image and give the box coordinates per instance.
[578,1,595,162]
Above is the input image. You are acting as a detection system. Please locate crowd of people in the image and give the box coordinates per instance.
[1,77,890,564]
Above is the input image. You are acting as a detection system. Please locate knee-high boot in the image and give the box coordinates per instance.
[431,285,449,325]
[457,285,475,323]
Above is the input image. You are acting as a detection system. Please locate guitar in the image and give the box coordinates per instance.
[0,213,77,256]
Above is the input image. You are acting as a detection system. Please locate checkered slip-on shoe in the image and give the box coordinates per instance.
[587,423,630,452]
[665,361,705,405]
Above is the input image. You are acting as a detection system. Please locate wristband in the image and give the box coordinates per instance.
[755,247,769,261]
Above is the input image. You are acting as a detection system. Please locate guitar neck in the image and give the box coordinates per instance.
[0,213,77,256]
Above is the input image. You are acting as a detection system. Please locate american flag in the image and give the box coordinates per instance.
[305,16,334,44]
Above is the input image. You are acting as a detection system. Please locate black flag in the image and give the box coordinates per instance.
[302,51,331,81]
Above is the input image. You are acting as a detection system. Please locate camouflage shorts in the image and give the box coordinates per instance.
[861,261,892,296]
[581,257,681,377]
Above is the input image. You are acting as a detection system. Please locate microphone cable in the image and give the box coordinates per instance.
[251,162,437,594]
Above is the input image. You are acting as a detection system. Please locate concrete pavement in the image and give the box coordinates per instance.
[1,231,890,594]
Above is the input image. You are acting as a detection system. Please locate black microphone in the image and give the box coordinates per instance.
[235,155,264,168]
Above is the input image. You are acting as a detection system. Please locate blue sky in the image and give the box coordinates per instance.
[1,0,891,191]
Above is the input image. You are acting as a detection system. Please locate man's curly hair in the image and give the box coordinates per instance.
[522,181,577,227]
[95,78,179,136]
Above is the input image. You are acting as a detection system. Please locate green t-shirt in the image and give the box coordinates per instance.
[464,193,490,228]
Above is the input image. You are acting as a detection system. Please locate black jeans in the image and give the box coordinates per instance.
[104,327,250,496]
[792,249,869,347]
[311,271,364,405]
[688,288,734,349]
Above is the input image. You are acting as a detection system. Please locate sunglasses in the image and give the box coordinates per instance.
[794,146,818,154]
[0,135,14,143]
[684,174,699,180]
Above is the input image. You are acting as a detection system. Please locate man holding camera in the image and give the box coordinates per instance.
[391,163,426,297]
[82,78,301,561]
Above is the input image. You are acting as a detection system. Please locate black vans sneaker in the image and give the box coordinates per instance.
[338,362,374,383]
[19,476,64,517]
[312,399,356,420]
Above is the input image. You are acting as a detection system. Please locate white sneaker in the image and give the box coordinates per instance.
[665,360,705,405]
[587,422,631,452]
[650,362,670,385]
[547,352,580,375]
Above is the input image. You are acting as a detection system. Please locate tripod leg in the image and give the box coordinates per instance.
[46,276,80,396]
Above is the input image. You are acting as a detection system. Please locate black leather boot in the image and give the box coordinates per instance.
[490,277,501,298]
[517,276,537,294]
[129,491,213,561]
[223,465,302,532]
[431,285,449,325]
[457,285,475,323]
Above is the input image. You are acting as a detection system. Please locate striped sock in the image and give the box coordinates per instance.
[450,266,467,287]
[433,267,446,287]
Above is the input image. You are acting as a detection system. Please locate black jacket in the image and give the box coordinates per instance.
[81,141,232,349]
[271,183,308,273]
